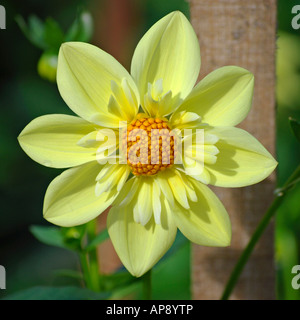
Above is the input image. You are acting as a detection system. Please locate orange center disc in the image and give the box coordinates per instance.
[122,114,176,176]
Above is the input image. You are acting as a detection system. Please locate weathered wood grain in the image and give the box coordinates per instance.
[190,0,277,300]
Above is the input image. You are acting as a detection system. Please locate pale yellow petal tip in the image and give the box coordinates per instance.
[171,10,190,20]
[59,42,77,59]
[17,134,28,160]
[272,159,279,170]
[209,226,232,248]
[203,228,231,247]
[264,156,278,175]
[43,212,72,228]
[173,11,184,19]
[222,65,255,87]
[123,256,158,278]
[127,266,151,278]
[218,231,232,247]
[245,70,254,85]
[225,65,254,77]
[43,206,74,228]
[59,42,73,54]
[17,133,23,144]
[43,209,90,228]
[60,41,82,50]
[59,42,90,61]
[165,10,185,19]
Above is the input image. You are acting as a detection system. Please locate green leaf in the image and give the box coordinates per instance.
[101,271,137,291]
[15,15,48,50]
[2,286,110,300]
[109,282,142,300]
[30,225,84,251]
[30,225,66,249]
[28,15,47,46]
[289,117,300,142]
[85,229,109,252]
[43,18,65,51]
[16,15,65,52]
[64,11,94,42]
[53,269,84,281]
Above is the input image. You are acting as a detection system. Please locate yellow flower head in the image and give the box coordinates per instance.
[18,11,277,277]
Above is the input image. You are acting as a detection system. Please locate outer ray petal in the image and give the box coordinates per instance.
[114,176,162,226]
[95,163,130,196]
[205,127,278,187]
[57,42,140,127]
[44,162,127,227]
[180,131,220,184]
[107,192,177,277]
[172,177,231,246]
[131,11,200,113]
[158,168,198,209]
[133,180,153,226]
[176,66,254,126]
[18,114,98,168]
[167,171,190,209]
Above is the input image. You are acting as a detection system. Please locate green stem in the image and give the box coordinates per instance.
[79,220,101,291]
[221,164,300,300]
[79,252,92,289]
[86,219,101,292]
[142,270,152,300]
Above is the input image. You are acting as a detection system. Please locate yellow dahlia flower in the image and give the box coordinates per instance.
[18,11,277,277]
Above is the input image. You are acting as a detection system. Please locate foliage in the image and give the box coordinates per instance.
[16,10,93,82]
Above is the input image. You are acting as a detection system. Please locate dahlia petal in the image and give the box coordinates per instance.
[177,66,254,126]
[18,114,98,168]
[172,177,231,246]
[205,126,278,187]
[131,11,200,114]
[107,194,177,277]
[133,179,153,226]
[95,163,130,196]
[57,42,139,127]
[43,162,123,227]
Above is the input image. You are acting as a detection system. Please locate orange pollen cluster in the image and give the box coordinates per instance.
[122,114,177,176]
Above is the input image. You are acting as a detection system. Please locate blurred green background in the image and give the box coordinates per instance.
[0,0,299,300]
[276,0,300,301]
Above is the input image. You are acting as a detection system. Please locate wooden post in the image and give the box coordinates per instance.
[190,0,277,299]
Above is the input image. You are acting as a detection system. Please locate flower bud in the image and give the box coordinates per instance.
[37,52,58,82]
